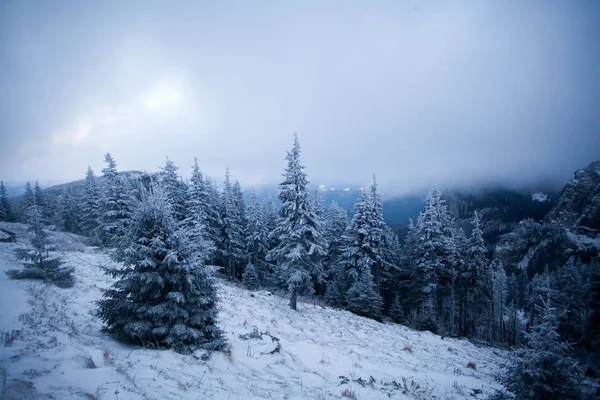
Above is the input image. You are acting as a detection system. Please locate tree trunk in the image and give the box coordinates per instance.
[289,284,298,310]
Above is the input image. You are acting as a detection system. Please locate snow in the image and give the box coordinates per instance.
[343,187,351,192]
[319,184,328,191]
[0,225,506,399]
[567,231,600,250]
[531,193,548,202]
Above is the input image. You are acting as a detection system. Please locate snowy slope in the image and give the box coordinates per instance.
[0,226,506,399]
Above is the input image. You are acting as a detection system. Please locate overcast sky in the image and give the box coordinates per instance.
[1,0,599,197]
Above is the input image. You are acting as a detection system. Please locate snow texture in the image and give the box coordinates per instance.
[531,192,548,202]
[0,223,506,399]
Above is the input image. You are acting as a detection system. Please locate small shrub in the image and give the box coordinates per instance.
[6,258,74,288]
[341,388,358,400]
[402,344,413,354]
[466,361,476,370]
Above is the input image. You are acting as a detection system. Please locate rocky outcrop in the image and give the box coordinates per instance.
[546,161,600,233]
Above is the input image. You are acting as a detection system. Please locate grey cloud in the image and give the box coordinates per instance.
[1,0,599,197]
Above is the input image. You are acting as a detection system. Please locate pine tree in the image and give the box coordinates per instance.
[502,279,583,400]
[159,158,188,221]
[313,186,324,219]
[262,197,279,252]
[33,181,50,222]
[205,177,224,257]
[60,188,81,233]
[330,186,385,318]
[81,166,101,236]
[389,295,405,324]
[554,257,589,342]
[246,189,269,284]
[0,181,15,222]
[463,211,491,337]
[96,153,134,247]
[219,170,246,280]
[323,200,349,296]
[491,260,508,342]
[346,266,383,320]
[586,260,600,352]
[266,133,327,310]
[96,188,225,354]
[242,263,260,291]
[180,160,215,266]
[410,188,451,331]
[27,202,49,268]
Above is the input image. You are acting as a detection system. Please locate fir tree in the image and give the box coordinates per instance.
[0,181,15,222]
[502,279,583,400]
[242,263,260,291]
[27,202,49,268]
[80,166,101,236]
[20,181,34,222]
[409,188,449,331]
[33,181,49,221]
[323,200,349,297]
[262,197,279,252]
[331,186,386,317]
[159,158,188,221]
[96,188,225,354]
[96,153,134,247]
[246,189,269,284]
[266,133,327,310]
[181,158,216,262]
[491,260,509,342]
[463,211,491,337]
[219,170,247,280]
[346,266,383,320]
[60,188,81,233]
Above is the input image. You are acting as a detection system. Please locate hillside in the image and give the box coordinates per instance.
[0,223,505,399]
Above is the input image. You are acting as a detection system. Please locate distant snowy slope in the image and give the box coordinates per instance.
[0,225,506,399]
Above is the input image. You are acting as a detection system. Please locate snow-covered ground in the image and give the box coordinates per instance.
[0,223,506,399]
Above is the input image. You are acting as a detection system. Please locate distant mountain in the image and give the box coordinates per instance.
[494,160,600,276]
[545,160,600,233]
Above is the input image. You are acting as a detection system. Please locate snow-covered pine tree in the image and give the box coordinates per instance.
[27,201,49,268]
[0,181,15,222]
[491,260,508,342]
[313,186,324,219]
[346,265,383,320]
[96,187,225,354]
[389,295,405,324]
[409,188,446,332]
[262,197,279,252]
[266,133,327,310]
[180,159,215,265]
[365,176,394,292]
[464,211,491,337]
[246,189,269,284]
[96,153,134,248]
[33,181,52,223]
[80,166,101,236]
[554,257,589,342]
[60,188,81,233]
[501,279,583,400]
[323,200,349,297]
[219,170,246,280]
[158,158,188,221]
[586,260,600,353]
[22,181,35,220]
[333,189,384,319]
[203,175,224,262]
[242,263,260,291]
